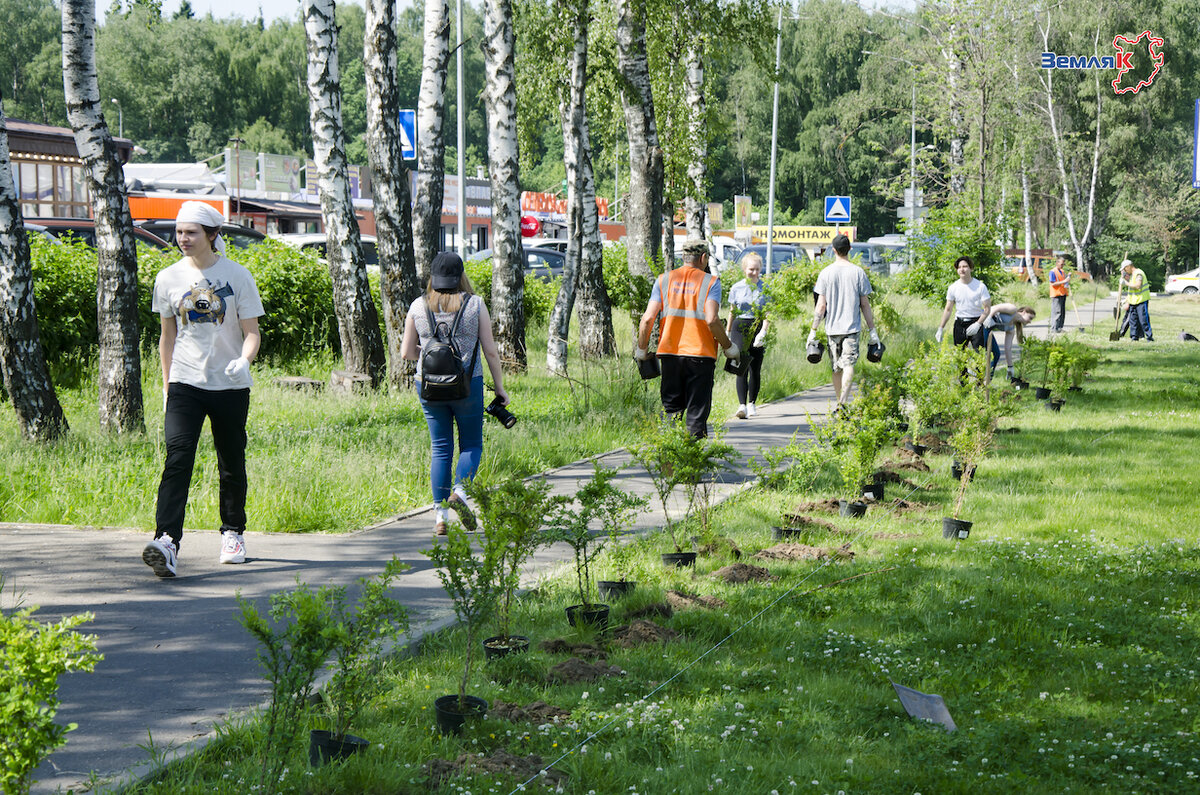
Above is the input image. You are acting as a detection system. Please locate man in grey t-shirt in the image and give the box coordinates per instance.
[808,234,879,408]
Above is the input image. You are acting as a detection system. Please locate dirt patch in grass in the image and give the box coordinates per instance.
[881,457,931,474]
[885,498,937,514]
[665,589,727,611]
[627,602,674,620]
[712,562,776,583]
[780,514,840,531]
[788,498,842,514]
[547,657,625,684]
[425,748,567,789]
[489,700,572,724]
[752,542,855,562]
[610,619,679,648]
[538,639,606,659]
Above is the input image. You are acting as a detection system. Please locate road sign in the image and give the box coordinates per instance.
[824,195,851,224]
[896,206,929,221]
[399,109,416,160]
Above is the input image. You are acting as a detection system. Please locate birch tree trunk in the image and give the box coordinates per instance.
[62,0,143,434]
[412,0,450,283]
[683,34,706,239]
[482,0,526,370]
[303,0,387,385]
[616,0,662,280]
[0,107,68,442]
[365,0,420,389]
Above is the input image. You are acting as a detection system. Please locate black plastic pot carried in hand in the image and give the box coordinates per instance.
[308,730,369,767]
[565,603,610,630]
[434,695,488,736]
[597,580,636,600]
[942,517,972,540]
[839,499,867,518]
[661,551,698,568]
[482,635,530,661]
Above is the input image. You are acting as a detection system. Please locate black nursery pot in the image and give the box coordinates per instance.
[597,580,636,600]
[661,551,698,568]
[772,525,803,541]
[1045,399,1064,412]
[861,480,885,501]
[839,499,867,518]
[565,603,610,630]
[950,461,976,481]
[434,695,488,736]
[308,730,369,767]
[942,517,973,540]
[1034,386,1052,399]
[483,635,530,661]
[903,438,928,456]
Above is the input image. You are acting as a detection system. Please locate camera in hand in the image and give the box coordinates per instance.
[485,397,517,428]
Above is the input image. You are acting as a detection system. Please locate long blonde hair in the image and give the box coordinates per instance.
[425,273,476,313]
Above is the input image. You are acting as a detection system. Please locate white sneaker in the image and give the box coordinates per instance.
[143,536,178,578]
[735,404,747,419]
[219,530,246,564]
[747,403,757,417]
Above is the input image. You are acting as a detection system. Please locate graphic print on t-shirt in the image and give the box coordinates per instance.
[180,279,234,326]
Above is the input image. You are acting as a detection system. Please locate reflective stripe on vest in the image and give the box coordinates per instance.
[1049,267,1069,297]
[1127,269,1151,304]
[657,268,718,359]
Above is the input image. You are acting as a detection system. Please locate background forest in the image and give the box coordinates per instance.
[4,0,1199,284]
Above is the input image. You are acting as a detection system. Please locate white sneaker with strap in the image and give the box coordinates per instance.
[219,530,246,564]
[143,536,178,578]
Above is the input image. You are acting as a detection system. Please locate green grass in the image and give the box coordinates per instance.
[113,296,1200,793]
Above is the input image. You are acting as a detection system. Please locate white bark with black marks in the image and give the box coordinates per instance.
[0,108,68,442]
[616,0,662,280]
[683,34,706,239]
[303,0,387,385]
[365,0,421,388]
[482,0,525,370]
[413,0,450,284]
[62,0,143,433]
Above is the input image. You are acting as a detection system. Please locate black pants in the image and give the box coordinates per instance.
[155,383,251,547]
[729,317,765,404]
[659,355,715,438]
[953,316,987,349]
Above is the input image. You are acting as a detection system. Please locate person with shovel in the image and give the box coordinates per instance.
[1119,259,1154,341]
[1048,257,1070,333]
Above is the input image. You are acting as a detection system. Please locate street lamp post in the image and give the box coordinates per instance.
[765,5,783,276]
[228,136,245,225]
[110,97,122,138]
[863,50,919,270]
[456,0,466,255]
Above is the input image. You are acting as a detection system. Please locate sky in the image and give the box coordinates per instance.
[97,0,387,25]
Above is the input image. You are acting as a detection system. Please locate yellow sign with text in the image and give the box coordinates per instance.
[747,225,856,245]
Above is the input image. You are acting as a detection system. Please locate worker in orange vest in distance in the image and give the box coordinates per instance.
[1048,257,1070,333]
[635,238,740,437]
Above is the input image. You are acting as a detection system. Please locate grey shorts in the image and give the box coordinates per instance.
[827,333,860,370]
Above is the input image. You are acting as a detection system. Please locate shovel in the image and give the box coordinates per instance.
[1109,284,1124,341]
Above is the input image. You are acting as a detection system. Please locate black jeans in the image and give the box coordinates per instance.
[659,355,715,437]
[155,383,251,547]
[953,316,987,349]
[729,317,765,404]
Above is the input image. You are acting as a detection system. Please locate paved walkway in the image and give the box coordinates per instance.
[4,290,1124,793]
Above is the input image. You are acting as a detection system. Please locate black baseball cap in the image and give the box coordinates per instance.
[431,252,464,291]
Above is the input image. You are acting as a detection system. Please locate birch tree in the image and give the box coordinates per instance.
[615,0,662,282]
[482,0,526,370]
[682,12,706,238]
[303,0,387,384]
[412,0,450,283]
[0,106,67,442]
[364,0,421,388]
[62,0,143,433]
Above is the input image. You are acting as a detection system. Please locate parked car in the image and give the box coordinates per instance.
[734,244,807,272]
[467,246,565,280]
[33,217,172,250]
[274,232,378,269]
[137,219,266,251]
[1165,267,1200,295]
[526,236,568,253]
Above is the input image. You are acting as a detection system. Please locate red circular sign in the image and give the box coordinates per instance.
[520,216,541,237]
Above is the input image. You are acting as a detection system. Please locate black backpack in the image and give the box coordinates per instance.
[419,296,479,402]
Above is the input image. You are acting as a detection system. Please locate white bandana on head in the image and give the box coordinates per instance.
[175,201,227,254]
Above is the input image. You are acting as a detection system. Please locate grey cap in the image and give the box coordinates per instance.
[681,238,709,256]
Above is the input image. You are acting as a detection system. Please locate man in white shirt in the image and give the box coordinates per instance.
[935,256,991,349]
[808,234,879,407]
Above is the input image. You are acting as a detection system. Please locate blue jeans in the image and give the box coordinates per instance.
[1128,302,1153,340]
[420,375,484,503]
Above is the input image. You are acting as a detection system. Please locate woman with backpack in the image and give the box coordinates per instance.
[401,252,509,536]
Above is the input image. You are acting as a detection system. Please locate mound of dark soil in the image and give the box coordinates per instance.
[611,619,679,648]
[752,542,855,562]
[547,657,625,684]
[665,589,727,610]
[712,562,775,583]
[538,639,605,659]
[426,748,567,789]
[489,700,572,724]
[627,602,674,620]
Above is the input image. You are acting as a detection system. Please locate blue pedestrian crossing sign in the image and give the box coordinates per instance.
[399,109,416,160]
[824,195,852,224]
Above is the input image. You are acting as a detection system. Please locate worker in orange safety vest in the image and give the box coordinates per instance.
[1048,257,1071,333]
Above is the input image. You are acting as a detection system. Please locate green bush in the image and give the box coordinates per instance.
[0,593,102,795]
[601,242,659,316]
[463,256,558,326]
[232,240,341,361]
[899,202,1011,304]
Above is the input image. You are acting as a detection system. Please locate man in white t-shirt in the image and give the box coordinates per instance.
[808,234,879,407]
[142,202,264,578]
[935,256,991,349]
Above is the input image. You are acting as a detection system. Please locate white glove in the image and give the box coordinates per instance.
[965,322,982,337]
[723,342,740,360]
[869,328,880,345]
[806,329,817,346]
[934,327,944,343]
[752,330,767,348]
[634,346,649,361]
[224,357,250,379]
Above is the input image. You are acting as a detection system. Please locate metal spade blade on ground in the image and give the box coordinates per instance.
[891,681,957,731]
